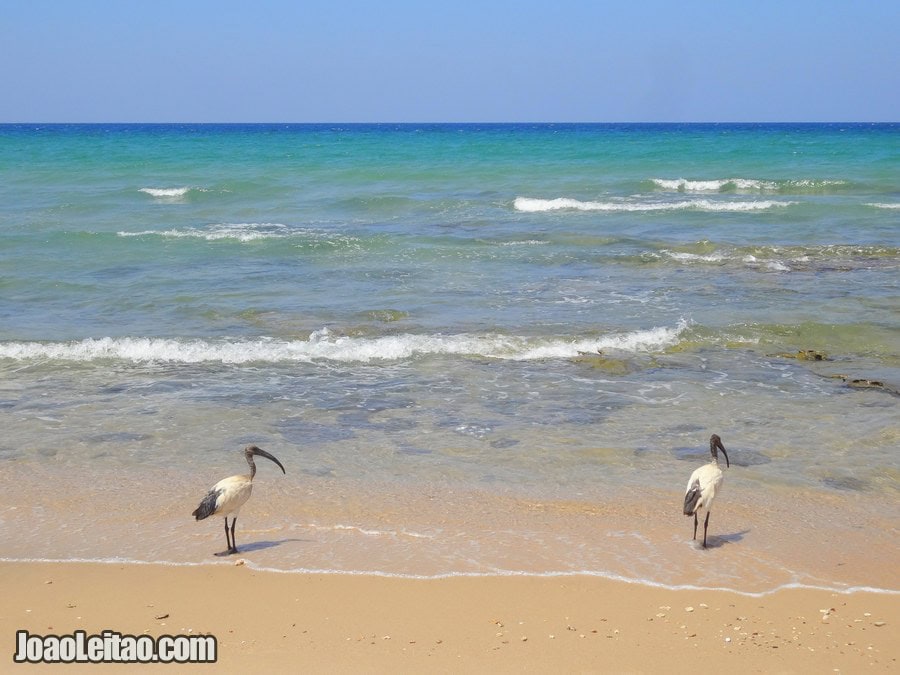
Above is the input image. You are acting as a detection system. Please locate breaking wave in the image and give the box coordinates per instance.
[514,196,794,213]
[641,243,900,273]
[120,223,292,242]
[650,178,848,193]
[118,223,361,247]
[0,323,688,365]
[138,187,205,200]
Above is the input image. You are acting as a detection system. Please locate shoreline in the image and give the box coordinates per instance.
[4,557,899,598]
[3,456,899,595]
[3,561,897,672]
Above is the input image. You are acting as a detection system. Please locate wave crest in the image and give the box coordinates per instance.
[0,324,688,365]
[139,187,194,199]
[651,178,847,193]
[118,223,361,247]
[514,196,794,213]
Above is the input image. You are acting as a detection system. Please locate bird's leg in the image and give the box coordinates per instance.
[692,512,698,540]
[216,516,237,556]
[229,516,239,554]
[702,511,710,549]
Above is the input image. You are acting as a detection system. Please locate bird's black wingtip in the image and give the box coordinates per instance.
[683,481,701,516]
[192,489,220,521]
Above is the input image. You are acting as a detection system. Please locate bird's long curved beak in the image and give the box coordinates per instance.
[716,439,730,468]
[252,447,286,474]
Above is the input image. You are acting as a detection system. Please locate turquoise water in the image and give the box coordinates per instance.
[1,124,898,593]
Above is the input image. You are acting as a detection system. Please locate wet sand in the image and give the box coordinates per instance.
[2,561,896,673]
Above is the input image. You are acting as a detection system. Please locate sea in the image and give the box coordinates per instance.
[1,123,897,596]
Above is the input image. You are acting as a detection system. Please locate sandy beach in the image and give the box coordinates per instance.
[2,561,896,673]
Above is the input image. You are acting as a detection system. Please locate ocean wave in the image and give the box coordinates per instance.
[0,324,688,365]
[866,202,900,210]
[119,223,291,242]
[651,178,847,193]
[644,243,899,273]
[514,196,795,213]
[138,187,203,199]
[117,223,360,246]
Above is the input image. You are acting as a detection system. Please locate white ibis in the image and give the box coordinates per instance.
[192,445,285,556]
[682,434,730,549]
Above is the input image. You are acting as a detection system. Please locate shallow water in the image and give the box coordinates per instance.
[1,124,898,594]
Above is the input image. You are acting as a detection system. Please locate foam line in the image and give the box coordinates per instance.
[3,558,896,597]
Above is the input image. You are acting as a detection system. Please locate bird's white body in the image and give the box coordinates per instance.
[684,461,724,517]
[206,474,254,519]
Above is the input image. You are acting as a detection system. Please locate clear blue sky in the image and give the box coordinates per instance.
[2,0,897,122]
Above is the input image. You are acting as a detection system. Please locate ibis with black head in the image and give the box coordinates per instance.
[192,444,286,556]
[682,434,730,549]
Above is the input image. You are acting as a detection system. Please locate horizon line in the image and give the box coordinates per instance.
[2,120,897,126]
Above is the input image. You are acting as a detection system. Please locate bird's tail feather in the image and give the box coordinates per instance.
[683,480,701,515]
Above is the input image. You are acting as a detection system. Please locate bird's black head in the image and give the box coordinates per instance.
[245,445,286,474]
[710,434,729,468]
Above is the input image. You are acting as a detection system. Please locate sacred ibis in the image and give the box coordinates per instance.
[192,445,285,556]
[682,434,730,549]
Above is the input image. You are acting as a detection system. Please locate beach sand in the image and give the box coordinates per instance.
[2,561,896,673]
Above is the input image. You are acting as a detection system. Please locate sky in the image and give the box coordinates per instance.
[1,0,897,123]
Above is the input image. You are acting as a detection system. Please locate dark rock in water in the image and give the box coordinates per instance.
[359,309,409,323]
[772,349,829,361]
[572,350,633,375]
[490,438,520,449]
[822,476,869,492]
[847,378,900,396]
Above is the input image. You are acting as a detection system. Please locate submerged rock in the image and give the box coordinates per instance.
[573,350,632,375]
[772,349,830,361]
[845,378,900,397]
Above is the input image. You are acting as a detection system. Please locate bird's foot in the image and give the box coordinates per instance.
[214,548,240,557]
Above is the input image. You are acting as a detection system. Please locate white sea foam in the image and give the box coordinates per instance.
[139,187,194,199]
[652,178,847,193]
[662,250,728,264]
[2,558,895,597]
[117,223,352,245]
[662,249,794,272]
[0,323,688,365]
[119,223,292,242]
[652,178,779,192]
[866,202,900,209]
[496,239,549,247]
[514,196,794,213]
[312,524,435,539]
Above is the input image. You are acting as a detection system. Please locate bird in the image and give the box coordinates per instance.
[682,434,730,549]
[192,444,285,556]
